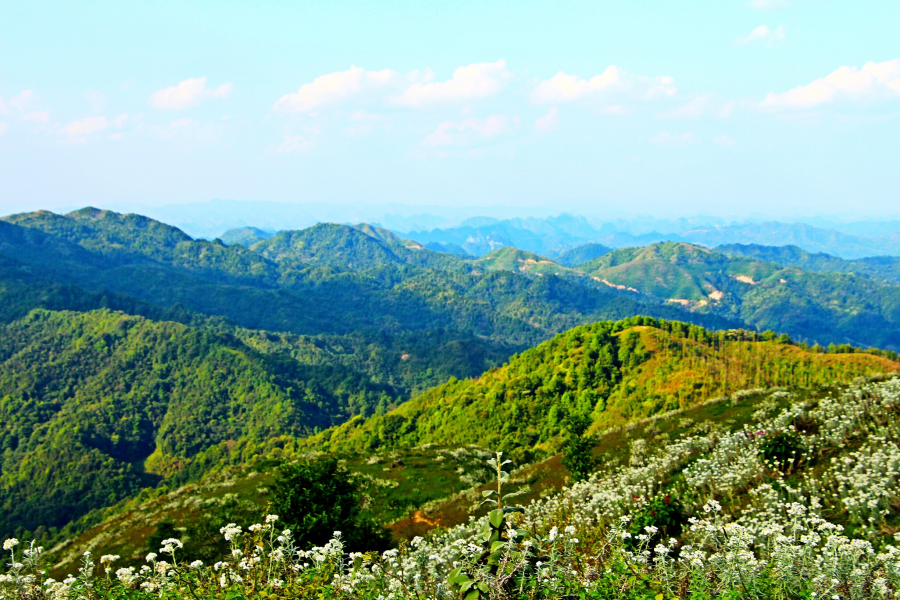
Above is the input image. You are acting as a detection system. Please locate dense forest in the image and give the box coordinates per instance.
[0,309,403,538]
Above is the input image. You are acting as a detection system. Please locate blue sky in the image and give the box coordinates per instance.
[1,0,898,218]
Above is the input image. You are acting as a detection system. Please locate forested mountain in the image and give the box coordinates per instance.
[406,214,602,256]
[219,226,273,247]
[716,243,900,285]
[574,242,900,350]
[0,208,738,344]
[313,316,900,458]
[470,247,578,277]
[0,309,401,538]
[552,242,614,266]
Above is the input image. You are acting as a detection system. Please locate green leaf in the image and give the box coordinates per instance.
[449,570,471,585]
[490,541,507,553]
[482,490,495,497]
[464,590,480,600]
[489,509,504,528]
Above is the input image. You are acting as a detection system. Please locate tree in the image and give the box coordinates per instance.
[560,413,597,482]
[269,457,392,552]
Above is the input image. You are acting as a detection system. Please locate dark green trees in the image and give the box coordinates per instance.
[269,457,392,551]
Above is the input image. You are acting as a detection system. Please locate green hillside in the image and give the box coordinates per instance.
[576,241,900,349]
[0,309,399,538]
[470,246,578,277]
[717,242,900,285]
[0,209,739,344]
[250,222,458,271]
[220,226,273,247]
[313,316,900,458]
[26,374,900,599]
[552,242,614,266]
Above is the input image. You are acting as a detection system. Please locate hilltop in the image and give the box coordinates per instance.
[470,247,578,277]
[574,241,900,350]
[313,316,900,458]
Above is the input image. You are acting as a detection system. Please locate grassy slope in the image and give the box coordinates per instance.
[312,318,900,457]
[51,375,900,574]
[471,247,579,277]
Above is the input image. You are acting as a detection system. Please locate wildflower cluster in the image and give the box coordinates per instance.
[2,377,900,599]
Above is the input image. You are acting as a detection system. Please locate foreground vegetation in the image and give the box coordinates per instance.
[5,377,900,598]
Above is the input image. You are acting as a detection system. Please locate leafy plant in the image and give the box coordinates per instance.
[759,429,807,474]
[561,413,597,482]
[269,456,392,552]
[626,494,686,546]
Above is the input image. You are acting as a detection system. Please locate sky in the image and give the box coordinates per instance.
[1,0,898,219]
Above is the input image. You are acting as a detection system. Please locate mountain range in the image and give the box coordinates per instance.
[2,206,900,546]
[404,216,900,259]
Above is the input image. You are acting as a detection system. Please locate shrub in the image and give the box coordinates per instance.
[269,457,392,552]
[759,429,806,473]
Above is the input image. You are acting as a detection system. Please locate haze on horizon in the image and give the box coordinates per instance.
[1,0,898,219]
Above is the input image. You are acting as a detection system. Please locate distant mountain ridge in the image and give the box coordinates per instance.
[716,243,900,285]
[4,208,900,351]
[572,241,900,350]
[403,215,900,259]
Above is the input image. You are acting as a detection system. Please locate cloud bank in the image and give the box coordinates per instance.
[150,78,233,110]
[761,58,900,110]
[531,66,676,104]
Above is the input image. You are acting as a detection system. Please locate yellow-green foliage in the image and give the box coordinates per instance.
[314,317,899,457]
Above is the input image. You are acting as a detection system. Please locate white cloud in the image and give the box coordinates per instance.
[5,90,49,122]
[649,131,694,144]
[273,132,317,154]
[149,77,233,110]
[534,107,560,131]
[113,113,129,128]
[274,66,398,113]
[62,116,109,136]
[23,111,50,123]
[9,90,35,111]
[0,122,7,135]
[0,98,7,116]
[760,58,900,110]
[164,118,195,135]
[713,135,737,146]
[395,60,510,107]
[423,115,517,147]
[659,94,712,119]
[532,66,676,104]
[737,25,785,45]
